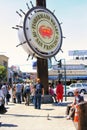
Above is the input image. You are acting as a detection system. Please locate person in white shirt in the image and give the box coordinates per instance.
[0,84,7,125]
[0,85,4,106]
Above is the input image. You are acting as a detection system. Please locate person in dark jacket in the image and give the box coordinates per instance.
[66,89,84,120]
[34,78,44,109]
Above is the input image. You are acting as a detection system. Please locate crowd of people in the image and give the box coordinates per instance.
[0,79,64,115]
[12,78,44,109]
[0,78,45,112]
[0,79,85,125]
[0,79,68,112]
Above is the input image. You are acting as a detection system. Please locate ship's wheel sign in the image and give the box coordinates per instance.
[14,4,63,59]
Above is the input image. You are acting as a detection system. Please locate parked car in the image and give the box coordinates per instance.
[67,83,87,96]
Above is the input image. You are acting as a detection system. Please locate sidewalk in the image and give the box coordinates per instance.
[0,100,76,130]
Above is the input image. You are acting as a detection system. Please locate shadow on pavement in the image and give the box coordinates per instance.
[50,115,65,118]
[0,123,18,127]
[52,102,72,107]
[5,113,65,119]
[6,113,48,118]
[41,108,54,111]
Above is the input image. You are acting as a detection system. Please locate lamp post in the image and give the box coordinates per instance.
[63,59,67,101]
[61,58,67,101]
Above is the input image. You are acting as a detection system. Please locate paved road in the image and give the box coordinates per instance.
[0,96,77,130]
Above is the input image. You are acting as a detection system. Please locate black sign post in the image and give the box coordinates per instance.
[36,0,48,94]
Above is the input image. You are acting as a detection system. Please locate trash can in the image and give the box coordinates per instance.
[78,101,87,130]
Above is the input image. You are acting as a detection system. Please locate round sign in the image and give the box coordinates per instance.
[23,7,63,58]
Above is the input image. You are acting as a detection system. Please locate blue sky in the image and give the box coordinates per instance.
[0,0,87,72]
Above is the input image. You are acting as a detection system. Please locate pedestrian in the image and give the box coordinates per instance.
[0,84,4,125]
[56,80,64,103]
[0,84,5,113]
[0,84,7,121]
[66,89,84,120]
[48,83,57,103]
[34,78,44,109]
[1,83,8,105]
[16,82,23,104]
[21,83,25,102]
[30,82,35,104]
[12,84,16,103]
[23,82,30,106]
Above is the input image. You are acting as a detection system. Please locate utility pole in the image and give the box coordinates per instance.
[63,59,67,101]
[36,0,48,94]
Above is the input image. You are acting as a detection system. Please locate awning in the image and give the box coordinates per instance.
[48,75,87,80]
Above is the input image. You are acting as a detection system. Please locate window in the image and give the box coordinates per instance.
[70,84,75,88]
[76,83,82,88]
[82,83,87,87]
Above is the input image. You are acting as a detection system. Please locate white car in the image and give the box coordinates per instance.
[67,83,87,96]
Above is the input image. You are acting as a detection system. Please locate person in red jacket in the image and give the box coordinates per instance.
[56,80,64,103]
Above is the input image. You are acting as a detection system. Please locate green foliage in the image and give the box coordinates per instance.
[0,65,7,82]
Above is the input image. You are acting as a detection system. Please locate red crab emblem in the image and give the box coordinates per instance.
[39,25,53,38]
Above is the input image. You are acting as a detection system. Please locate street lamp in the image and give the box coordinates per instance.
[63,59,67,101]
[60,58,67,101]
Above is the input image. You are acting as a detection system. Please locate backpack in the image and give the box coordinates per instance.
[24,86,30,94]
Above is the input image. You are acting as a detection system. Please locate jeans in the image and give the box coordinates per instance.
[66,104,75,120]
[16,92,21,103]
[34,94,41,109]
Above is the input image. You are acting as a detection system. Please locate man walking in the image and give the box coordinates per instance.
[34,78,44,109]
[16,82,23,104]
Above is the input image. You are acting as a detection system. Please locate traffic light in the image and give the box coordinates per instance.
[58,60,62,68]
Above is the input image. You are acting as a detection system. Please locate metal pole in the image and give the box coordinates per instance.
[64,59,67,101]
[36,0,46,7]
[36,0,48,94]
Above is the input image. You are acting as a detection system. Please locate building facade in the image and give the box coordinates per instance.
[0,55,9,81]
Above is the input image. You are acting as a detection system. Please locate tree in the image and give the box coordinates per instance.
[0,65,7,82]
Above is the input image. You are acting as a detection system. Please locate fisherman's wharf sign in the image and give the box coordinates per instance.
[31,12,59,52]
[18,6,63,58]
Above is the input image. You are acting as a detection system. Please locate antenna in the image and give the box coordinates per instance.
[20,9,26,15]
[16,41,26,47]
[12,27,19,30]
[26,3,30,10]
[30,1,34,7]
[16,11,22,17]
[26,54,30,61]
